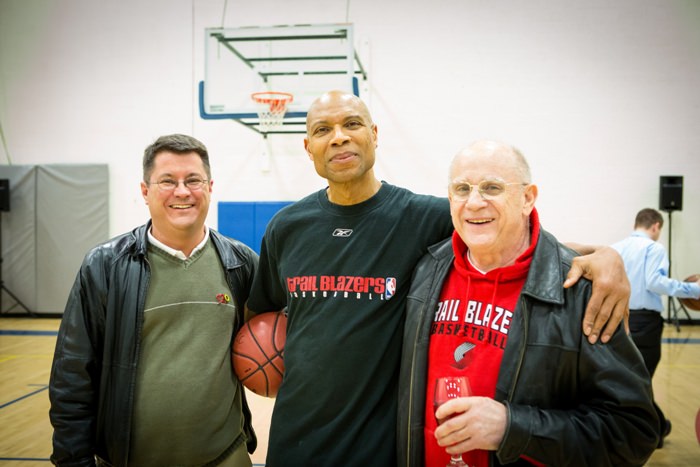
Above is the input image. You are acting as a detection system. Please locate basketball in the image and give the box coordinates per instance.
[232,311,287,397]
[679,274,700,311]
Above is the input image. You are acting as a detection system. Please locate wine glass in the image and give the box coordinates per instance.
[434,376,472,467]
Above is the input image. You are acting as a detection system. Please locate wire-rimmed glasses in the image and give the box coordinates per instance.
[449,180,528,201]
[148,178,209,192]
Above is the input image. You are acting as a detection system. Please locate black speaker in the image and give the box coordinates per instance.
[0,179,9,212]
[659,175,683,212]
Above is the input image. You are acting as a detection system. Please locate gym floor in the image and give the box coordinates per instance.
[1,317,698,466]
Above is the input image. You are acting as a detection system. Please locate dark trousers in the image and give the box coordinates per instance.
[629,309,668,430]
[629,309,664,376]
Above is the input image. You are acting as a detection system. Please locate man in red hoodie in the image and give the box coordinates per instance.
[398,140,659,467]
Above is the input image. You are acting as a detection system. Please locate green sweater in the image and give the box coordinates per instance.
[129,241,245,466]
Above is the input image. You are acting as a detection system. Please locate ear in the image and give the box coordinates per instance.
[523,184,538,215]
[303,137,313,161]
[372,124,378,148]
[140,181,149,203]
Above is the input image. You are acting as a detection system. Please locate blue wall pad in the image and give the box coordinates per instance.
[218,201,292,254]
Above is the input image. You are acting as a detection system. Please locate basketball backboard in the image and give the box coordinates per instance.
[200,23,366,134]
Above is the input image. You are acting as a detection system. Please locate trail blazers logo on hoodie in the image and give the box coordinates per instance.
[432,299,513,350]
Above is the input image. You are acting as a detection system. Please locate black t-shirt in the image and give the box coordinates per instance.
[248,182,452,467]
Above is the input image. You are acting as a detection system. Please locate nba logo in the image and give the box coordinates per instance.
[385,277,396,300]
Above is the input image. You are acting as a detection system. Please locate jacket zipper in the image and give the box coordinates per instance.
[406,258,448,465]
[508,297,528,400]
[124,254,150,466]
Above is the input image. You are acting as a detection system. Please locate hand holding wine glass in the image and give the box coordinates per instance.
[434,376,472,467]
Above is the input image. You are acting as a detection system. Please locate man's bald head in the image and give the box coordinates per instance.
[306,90,374,133]
[449,140,531,185]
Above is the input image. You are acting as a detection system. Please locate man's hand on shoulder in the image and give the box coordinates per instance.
[563,244,630,344]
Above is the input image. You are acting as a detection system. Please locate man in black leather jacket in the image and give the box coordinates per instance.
[49,134,258,466]
[398,140,658,467]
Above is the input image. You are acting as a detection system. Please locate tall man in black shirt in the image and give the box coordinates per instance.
[246,91,630,466]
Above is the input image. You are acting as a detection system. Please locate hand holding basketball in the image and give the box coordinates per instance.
[232,311,287,397]
[679,274,700,311]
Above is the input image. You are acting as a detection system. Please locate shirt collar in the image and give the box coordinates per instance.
[147,226,210,260]
[631,230,652,239]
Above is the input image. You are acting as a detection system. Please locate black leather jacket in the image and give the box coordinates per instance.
[398,228,659,467]
[49,222,258,467]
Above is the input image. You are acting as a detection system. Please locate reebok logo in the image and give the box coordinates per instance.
[332,228,353,237]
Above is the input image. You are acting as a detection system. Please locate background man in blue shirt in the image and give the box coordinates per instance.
[612,207,700,448]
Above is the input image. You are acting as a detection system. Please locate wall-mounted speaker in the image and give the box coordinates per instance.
[0,179,9,212]
[659,175,683,212]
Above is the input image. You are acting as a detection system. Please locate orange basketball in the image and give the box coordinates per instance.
[232,312,287,397]
[679,274,700,311]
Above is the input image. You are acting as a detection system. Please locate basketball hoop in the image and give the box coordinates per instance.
[251,92,294,133]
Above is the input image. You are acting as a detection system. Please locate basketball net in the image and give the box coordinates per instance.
[251,92,294,133]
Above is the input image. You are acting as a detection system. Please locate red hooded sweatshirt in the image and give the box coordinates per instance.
[424,209,541,467]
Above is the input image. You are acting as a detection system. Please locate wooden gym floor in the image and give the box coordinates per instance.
[1,317,699,466]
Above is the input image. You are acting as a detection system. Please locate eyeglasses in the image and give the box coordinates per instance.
[148,178,209,192]
[449,180,528,201]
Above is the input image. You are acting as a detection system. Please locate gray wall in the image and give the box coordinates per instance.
[0,165,109,314]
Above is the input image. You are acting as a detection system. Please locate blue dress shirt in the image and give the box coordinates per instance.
[612,230,700,312]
